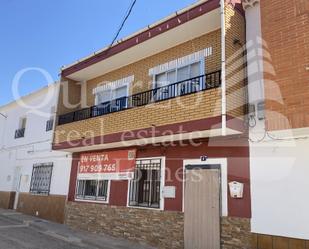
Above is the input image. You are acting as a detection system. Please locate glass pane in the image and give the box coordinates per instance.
[177,66,190,81]
[76,180,85,198]
[155,72,167,88]
[113,86,127,99]
[140,170,149,206]
[129,165,161,208]
[97,180,108,201]
[167,70,176,84]
[150,170,160,207]
[84,180,97,198]
[96,90,111,104]
[190,62,201,92]
[30,164,53,194]
[190,62,201,78]
[20,118,27,129]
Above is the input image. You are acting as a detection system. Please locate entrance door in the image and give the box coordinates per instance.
[184,165,221,249]
[13,167,22,210]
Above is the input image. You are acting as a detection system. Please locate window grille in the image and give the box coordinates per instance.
[128,159,162,209]
[30,163,53,195]
[76,180,109,202]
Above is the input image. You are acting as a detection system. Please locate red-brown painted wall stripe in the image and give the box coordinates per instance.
[53,115,244,151]
[67,136,251,218]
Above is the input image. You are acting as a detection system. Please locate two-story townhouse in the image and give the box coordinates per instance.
[245,0,309,248]
[0,83,72,223]
[53,0,251,248]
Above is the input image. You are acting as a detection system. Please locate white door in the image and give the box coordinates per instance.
[13,167,22,210]
[184,164,221,249]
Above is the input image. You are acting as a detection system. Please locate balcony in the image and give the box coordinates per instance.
[58,71,221,126]
[15,128,25,139]
[53,68,247,151]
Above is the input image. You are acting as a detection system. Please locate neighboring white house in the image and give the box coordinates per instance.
[245,1,309,242]
[0,82,72,223]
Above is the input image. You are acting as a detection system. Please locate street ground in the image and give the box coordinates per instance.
[0,209,155,249]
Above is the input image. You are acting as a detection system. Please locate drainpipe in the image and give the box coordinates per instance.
[220,0,227,136]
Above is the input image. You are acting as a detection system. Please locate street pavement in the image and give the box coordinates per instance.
[0,209,155,249]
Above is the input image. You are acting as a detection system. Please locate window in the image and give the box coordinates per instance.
[95,86,128,105]
[128,159,162,209]
[154,61,203,100]
[46,106,55,131]
[95,85,128,112]
[20,117,27,129]
[30,163,53,195]
[15,117,27,139]
[46,119,54,131]
[76,180,109,202]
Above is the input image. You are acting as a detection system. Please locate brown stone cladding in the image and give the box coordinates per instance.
[65,201,252,249]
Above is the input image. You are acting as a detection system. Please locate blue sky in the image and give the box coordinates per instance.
[0,0,197,106]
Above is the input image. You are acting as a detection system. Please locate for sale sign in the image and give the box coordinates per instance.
[77,149,136,180]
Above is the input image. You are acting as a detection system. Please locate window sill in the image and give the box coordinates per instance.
[74,198,109,204]
[30,192,49,196]
[127,204,162,211]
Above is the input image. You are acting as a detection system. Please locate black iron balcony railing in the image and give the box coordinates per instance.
[46,119,54,132]
[58,70,221,125]
[15,128,25,139]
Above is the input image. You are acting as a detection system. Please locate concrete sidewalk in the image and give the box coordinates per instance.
[0,209,155,249]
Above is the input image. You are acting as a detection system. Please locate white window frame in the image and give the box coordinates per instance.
[182,158,228,216]
[94,76,133,106]
[152,59,205,90]
[75,179,111,204]
[126,156,166,211]
[19,116,27,130]
[95,84,130,105]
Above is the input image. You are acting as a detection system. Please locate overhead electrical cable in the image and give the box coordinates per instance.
[109,0,137,47]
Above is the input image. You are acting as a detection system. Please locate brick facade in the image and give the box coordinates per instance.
[57,78,82,115]
[225,5,247,120]
[54,89,221,144]
[55,30,226,145]
[86,30,222,104]
[55,15,247,144]
[261,0,309,131]
[58,30,221,113]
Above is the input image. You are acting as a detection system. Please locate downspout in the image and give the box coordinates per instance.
[220,0,227,136]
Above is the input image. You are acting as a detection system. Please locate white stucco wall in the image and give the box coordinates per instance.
[250,139,309,240]
[246,3,309,240]
[0,83,72,196]
[0,150,15,192]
